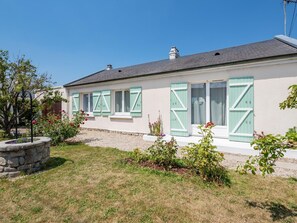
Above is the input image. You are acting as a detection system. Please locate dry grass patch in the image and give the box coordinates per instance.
[0,144,296,223]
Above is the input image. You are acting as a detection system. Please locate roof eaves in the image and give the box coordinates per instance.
[63,69,105,87]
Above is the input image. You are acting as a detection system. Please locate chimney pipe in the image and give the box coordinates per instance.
[169,46,180,60]
[106,64,113,70]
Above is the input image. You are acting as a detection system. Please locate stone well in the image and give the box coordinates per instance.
[0,137,51,178]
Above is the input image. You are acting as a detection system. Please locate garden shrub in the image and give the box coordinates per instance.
[237,131,289,176]
[33,110,87,145]
[285,127,297,148]
[183,122,229,184]
[130,148,148,163]
[147,137,179,170]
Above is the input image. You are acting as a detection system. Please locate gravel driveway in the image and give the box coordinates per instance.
[71,129,297,178]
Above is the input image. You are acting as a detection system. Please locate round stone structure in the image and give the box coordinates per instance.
[0,137,51,178]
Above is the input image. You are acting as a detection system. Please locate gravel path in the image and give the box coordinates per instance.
[71,129,297,178]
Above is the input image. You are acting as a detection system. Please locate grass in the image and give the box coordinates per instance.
[0,144,296,223]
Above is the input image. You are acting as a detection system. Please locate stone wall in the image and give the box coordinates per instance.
[0,137,51,178]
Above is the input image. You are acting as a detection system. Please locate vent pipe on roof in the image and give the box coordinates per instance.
[106,64,113,70]
[169,46,180,60]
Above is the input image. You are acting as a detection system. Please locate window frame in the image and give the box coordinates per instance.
[114,89,130,116]
[81,92,93,115]
[191,80,228,138]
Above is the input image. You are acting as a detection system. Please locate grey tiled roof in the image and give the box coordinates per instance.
[64,38,297,87]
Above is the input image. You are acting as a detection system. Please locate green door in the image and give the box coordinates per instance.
[228,77,254,142]
[170,83,189,137]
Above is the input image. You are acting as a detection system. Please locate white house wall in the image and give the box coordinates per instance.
[66,58,297,135]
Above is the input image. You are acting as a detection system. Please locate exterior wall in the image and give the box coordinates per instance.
[65,58,297,136]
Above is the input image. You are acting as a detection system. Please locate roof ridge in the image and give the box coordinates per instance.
[275,35,297,49]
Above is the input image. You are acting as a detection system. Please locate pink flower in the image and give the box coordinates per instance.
[32,120,37,125]
[205,122,214,128]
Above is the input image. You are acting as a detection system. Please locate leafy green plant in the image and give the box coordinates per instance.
[33,110,87,145]
[147,137,179,170]
[182,122,228,184]
[279,85,297,109]
[148,113,164,136]
[237,132,289,176]
[285,127,297,146]
[130,148,148,163]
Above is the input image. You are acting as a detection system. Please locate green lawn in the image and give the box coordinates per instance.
[0,144,296,223]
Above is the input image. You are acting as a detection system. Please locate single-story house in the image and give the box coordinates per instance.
[63,35,297,152]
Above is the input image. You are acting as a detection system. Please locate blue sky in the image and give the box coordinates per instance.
[0,0,296,86]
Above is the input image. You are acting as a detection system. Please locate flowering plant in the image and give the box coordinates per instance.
[148,112,164,136]
[33,110,87,145]
[183,122,229,184]
[237,131,288,176]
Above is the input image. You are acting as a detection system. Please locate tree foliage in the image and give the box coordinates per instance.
[0,50,65,135]
[279,85,297,109]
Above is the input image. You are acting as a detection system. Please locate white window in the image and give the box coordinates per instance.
[191,81,227,126]
[115,90,130,114]
[82,93,93,113]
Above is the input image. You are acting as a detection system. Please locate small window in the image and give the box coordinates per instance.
[82,93,93,113]
[115,90,130,114]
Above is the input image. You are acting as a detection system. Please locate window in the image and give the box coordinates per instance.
[191,81,227,126]
[210,82,226,126]
[115,90,130,114]
[82,93,93,113]
[191,83,206,124]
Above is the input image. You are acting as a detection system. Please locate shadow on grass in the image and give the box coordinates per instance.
[42,157,74,171]
[246,200,297,221]
[288,177,297,183]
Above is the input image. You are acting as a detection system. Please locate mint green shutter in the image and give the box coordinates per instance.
[93,91,102,116]
[170,83,189,136]
[130,87,142,117]
[72,93,80,114]
[228,77,254,142]
[101,90,111,116]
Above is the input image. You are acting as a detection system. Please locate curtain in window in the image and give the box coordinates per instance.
[210,82,226,126]
[191,84,206,124]
[83,94,89,112]
[90,93,93,112]
[124,90,130,112]
[115,91,122,112]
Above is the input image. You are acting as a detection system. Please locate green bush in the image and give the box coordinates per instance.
[33,110,87,145]
[130,148,148,163]
[237,132,288,176]
[147,137,179,170]
[286,127,297,144]
[183,122,228,184]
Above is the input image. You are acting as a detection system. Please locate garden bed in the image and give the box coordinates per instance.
[124,157,190,175]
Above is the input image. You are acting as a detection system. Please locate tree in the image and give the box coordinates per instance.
[0,50,65,136]
[279,85,297,109]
